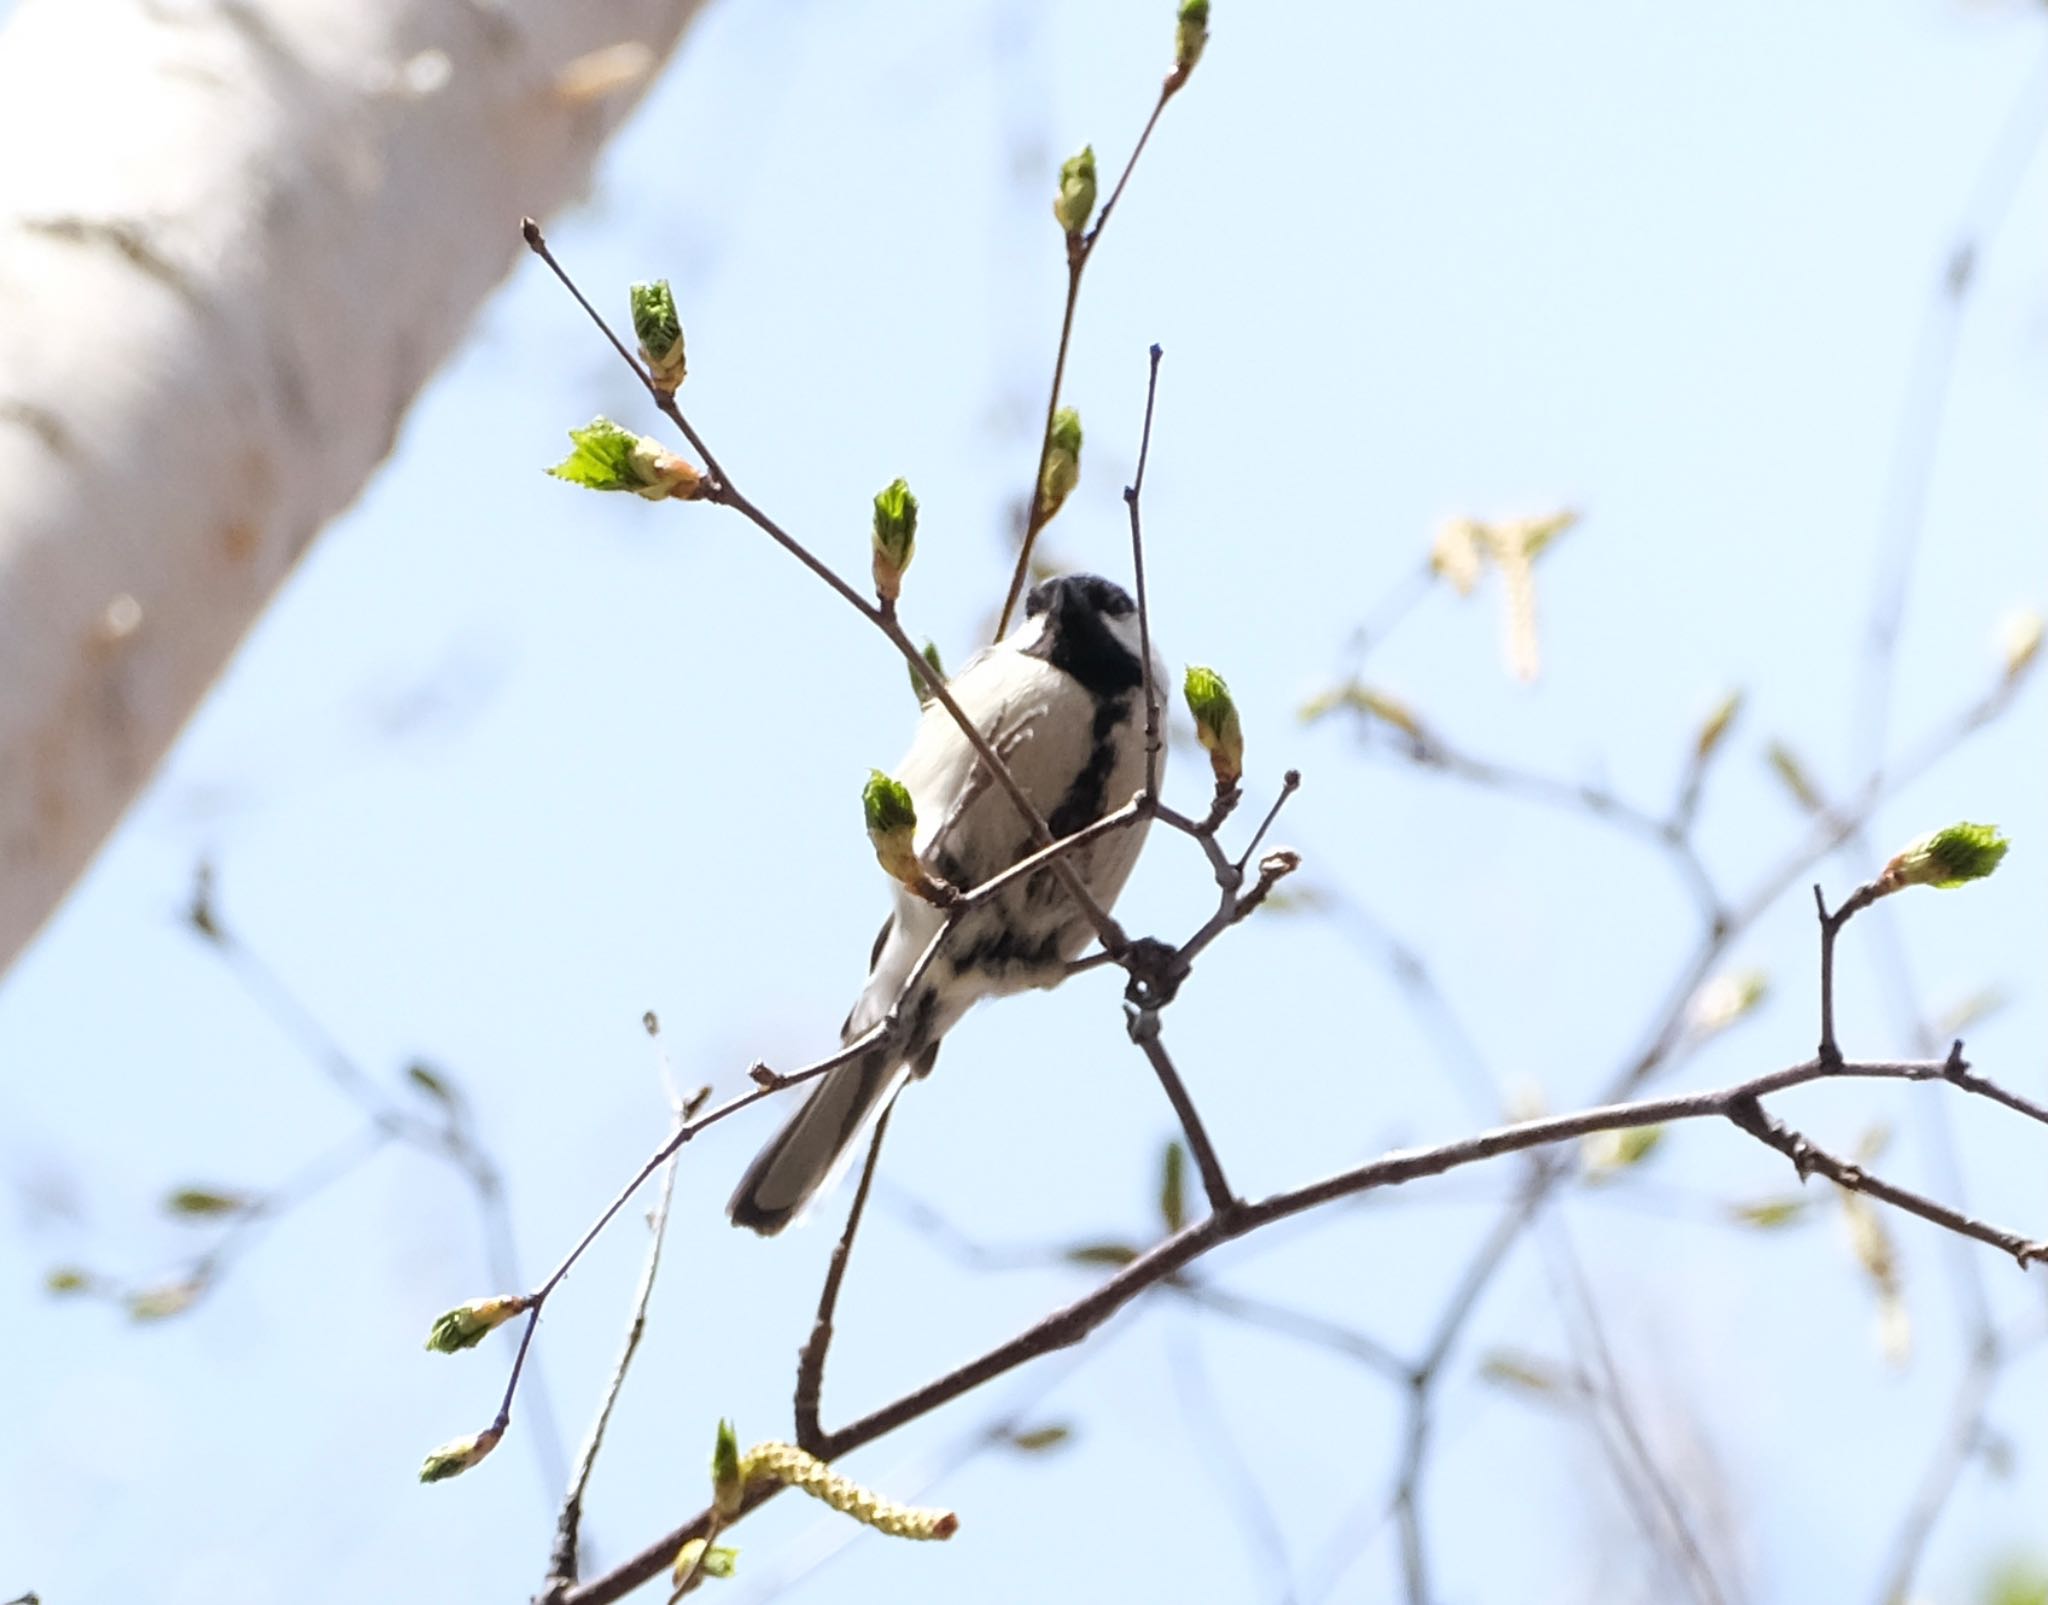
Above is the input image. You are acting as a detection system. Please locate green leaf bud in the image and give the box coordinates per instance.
[126,1279,204,1321]
[1687,968,1768,1038]
[1038,407,1083,522]
[1182,665,1244,788]
[862,770,921,889]
[419,1425,502,1483]
[870,478,919,603]
[1581,1124,1665,1179]
[1882,822,2009,891]
[1693,688,1743,761]
[1174,0,1210,74]
[413,1433,497,1482]
[163,1186,253,1219]
[909,640,945,706]
[1158,1140,1186,1234]
[712,1418,745,1519]
[629,280,687,390]
[424,1294,530,1354]
[1053,145,1097,236]
[1764,740,1825,814]
[674,1538,740,1586]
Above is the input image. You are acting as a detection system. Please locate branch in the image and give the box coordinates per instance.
[1723,1090,2042,1267]
[1124,1007,1236,1219]
[794,1105,894,1456]
[1125,342,1166,802]
[559,1053,2046,1604]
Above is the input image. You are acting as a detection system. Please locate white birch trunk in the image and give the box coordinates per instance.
[0,0,708,974]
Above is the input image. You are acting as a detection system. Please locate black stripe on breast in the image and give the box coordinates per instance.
[1047,695,1134,839]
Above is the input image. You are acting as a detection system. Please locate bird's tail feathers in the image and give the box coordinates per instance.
[727,1047,910,1236]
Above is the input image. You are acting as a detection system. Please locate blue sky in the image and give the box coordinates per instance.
[2,2,2044,1602]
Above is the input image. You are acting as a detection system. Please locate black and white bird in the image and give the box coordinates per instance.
[728,573,1163,1235]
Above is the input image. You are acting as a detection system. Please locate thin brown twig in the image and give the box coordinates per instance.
[794,1104,894,1456]
[1124,1007,1236,1219]
[997,248,1085,638]
[1723,1091,2042,1267]
[1125,341,1165,801]
[1812,880,1884,1065]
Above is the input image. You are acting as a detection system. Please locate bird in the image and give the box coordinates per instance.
[728,572,1164,1235]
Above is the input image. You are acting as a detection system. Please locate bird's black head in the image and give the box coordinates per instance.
[1021,573,1144,698]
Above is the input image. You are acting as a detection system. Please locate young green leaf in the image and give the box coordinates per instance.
[546,417,703,500]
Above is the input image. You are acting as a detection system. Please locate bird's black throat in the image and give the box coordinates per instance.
[1023,574,1143,699]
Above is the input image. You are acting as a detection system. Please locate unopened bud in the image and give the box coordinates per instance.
[1880,822,2009,892]
[1174,0,1210,74]
[1582,1124,1664,1179]
[672,1538,739,1586]
[424,1294,530,1354]
[1038,407,1083,522]
[862,771,921,889]
[163,1186,252,1219]
[1183,665,1244,788]
[547,417,705,500]
[419,1425,502,1483]
[629,280,687,390]
[1693,689,1743,761]
[1764,741,1825,814]
[909,640,945,706]
[870,478,919,603]
[712,1418,745,1518]
[1297,682,1424,741]
[1688,968,1768,1037]
[1053,145,1097,236]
